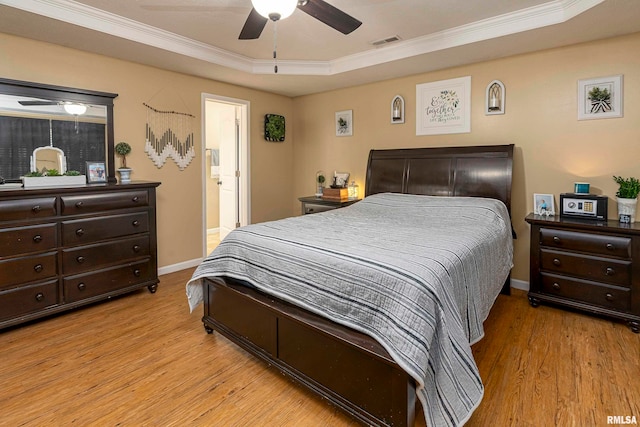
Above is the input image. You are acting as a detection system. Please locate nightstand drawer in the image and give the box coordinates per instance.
[540,228,631,258]
[304,203,337,214]
[540,249,631,286]
[541,273,630,312]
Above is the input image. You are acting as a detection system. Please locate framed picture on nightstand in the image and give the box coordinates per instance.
[534,193,554,215]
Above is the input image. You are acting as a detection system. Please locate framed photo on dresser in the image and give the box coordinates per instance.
[534,193,554,215]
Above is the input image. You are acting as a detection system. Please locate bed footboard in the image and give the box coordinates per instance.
[202,277,416,427]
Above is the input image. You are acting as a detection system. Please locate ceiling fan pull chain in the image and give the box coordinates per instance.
[273,20,278,73]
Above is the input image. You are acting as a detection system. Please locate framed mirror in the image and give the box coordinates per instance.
[0,78,118,183]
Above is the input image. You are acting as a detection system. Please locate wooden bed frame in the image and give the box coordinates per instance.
[201,144,514,426]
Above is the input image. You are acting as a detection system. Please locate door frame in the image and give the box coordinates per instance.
[201,93,251,257]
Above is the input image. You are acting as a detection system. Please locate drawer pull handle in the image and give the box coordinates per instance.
[605,267,615,276]
[605,293,614,301]
[75,228,84,237]
[34,264,43,273]
[552,236,561,244]
[132,196,139,203]
[32,205,41,213]
[35,293,44,302]
[606,243,615,250]
[75,201,84,208]
[78,283,86,291]
[33,235,42,243]
[553,258,561,266]
[133,269,141,277]
[132,220,140,227]
[133,245,141,252]
[552,283,561,290]
[76,256,85,264]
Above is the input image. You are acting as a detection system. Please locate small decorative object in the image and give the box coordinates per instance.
[613,175,639,222]
[485,80,505,115]
[335,110,353,137]
[144,103,195,170]
[578,75,623,120]
[391,95,405,124]
[332,171,350,188]
[573,182,590,194]
[22,170,86,188]
[264,114,285,142]
[115,141,132,184]
[315,170,326,197]
[348,181,360,199]
[86,161,107,183]
[534,193,555,216]
[416,76,471,135]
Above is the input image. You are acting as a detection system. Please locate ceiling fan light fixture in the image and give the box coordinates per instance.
[251,0,298,21]
[63,103,87,115]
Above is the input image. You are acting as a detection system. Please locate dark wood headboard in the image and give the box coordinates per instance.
[365,144,514,214]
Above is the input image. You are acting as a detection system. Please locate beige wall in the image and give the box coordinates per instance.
[292,32,640,283]
[1,32,295,269]
[3,30,639,283]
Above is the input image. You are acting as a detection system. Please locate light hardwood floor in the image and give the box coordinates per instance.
[1,270,638,426]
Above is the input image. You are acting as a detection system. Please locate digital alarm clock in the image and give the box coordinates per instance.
[560,193,608,221]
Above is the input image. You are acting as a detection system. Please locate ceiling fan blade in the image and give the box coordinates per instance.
[298,0,362,35]
[239,8,268,40]
[18,101,59,106]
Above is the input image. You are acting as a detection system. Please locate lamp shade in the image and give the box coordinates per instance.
[63,103,87,115]
[252,0,298,20]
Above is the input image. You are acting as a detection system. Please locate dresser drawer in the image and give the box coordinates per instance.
[62,212,149,246]
[0,252,58,291]
[540,249,631,287]
[62,235,150,275]
[540,228,631,258]
[63,260,154,303]
[0,280,59,321]
[60,190,149,215]
[0,223,57,257]
[540,273,630,312]
[0,197,57,221]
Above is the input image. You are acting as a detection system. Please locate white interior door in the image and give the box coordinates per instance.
[218,106,238,240]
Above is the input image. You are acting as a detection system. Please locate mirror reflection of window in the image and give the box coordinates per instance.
[0,88,110,181]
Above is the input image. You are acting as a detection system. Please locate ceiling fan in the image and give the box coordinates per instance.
[239,0,362,40]
[19,100,88,115]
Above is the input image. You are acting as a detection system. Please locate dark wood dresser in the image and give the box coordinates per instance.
[526,213,640,332]
[0,182,160,330]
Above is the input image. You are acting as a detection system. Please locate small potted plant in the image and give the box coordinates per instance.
[115,141,132,183]
[315,171,326,197]
[613,175,640,223]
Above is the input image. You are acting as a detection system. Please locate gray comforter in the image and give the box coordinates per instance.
[186,192,513,426]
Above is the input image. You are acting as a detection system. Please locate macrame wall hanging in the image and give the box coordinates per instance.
[144,102,195,170]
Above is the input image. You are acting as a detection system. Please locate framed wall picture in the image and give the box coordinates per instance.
[578,75,623,120]
[534,193,555,216]
[335,110,353,137]
[86,161,107,183]
[416,76,471,135]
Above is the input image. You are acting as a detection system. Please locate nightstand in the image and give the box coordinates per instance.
[525,213,640,333]
[298,196,359,215]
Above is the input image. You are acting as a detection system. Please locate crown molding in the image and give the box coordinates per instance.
[1,0,604,76]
